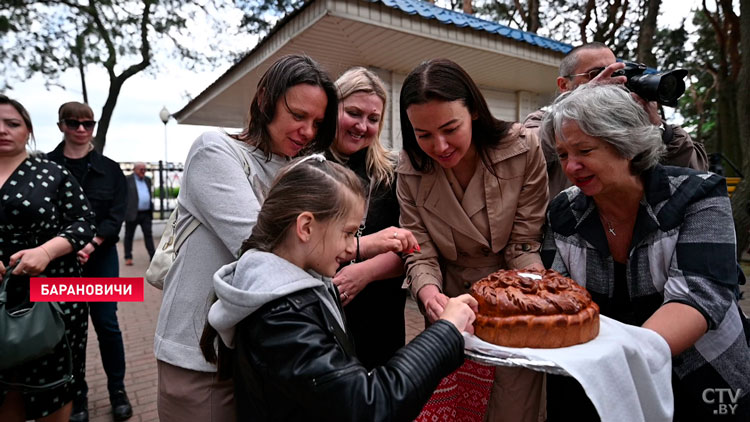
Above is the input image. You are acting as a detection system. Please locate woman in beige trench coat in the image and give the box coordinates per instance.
[397,59,549,422]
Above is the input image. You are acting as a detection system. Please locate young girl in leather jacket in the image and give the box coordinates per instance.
[201,155,478,421]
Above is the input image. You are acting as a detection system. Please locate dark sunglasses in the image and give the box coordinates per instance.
[63,119,97,131]
[565,67,606,80]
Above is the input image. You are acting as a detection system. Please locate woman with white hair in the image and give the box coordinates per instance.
[541,83,750,421]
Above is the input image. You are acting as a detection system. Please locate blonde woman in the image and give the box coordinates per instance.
[328,67,418,369]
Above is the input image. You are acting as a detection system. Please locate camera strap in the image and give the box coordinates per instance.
[661,122,674,143]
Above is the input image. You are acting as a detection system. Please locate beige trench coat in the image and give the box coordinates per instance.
[397,124,549,300]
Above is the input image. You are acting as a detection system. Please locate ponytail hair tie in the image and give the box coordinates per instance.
[287,153,327,172]
[301,153,326,163]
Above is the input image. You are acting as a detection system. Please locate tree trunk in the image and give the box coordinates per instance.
[580,0,596,43]
[716,78,741,171]
[75,33,88,103]
[636,0,660,67]
[92,53,150,152]
[513,0,540,32]
[77,58,88,104]
[730,0,750,258]
[527,0,540,33]
[89,0,152,152]
[463,0,473,15]
[93,76,125,153]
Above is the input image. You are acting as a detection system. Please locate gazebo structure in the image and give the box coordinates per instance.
[174,0,572,149]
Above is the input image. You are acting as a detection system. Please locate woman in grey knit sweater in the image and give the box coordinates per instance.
[154,55,339,422]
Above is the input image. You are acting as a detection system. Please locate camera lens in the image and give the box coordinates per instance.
[656,70,687,107]
[658,77,677,99]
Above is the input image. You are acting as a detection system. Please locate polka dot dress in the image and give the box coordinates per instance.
[0,156,96,419]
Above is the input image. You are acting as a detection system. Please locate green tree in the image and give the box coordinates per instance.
[731,0,750,257]
[657,16,717,147]
[473,0,541,32]
[656,1,746,255]
[0,0,241,152]
[700,0,742,172]
[471,0,655,61]
[662,2,741,169]
[235,0,303,35]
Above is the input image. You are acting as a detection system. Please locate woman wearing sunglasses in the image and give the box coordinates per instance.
[47,102,131,422]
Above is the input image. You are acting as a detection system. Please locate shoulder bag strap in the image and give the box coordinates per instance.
[174,207,201,253]
[173,137,252,253]
[0,261,17,301]
[223,137,253,178]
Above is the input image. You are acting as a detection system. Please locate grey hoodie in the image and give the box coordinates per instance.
[208,250,346,348]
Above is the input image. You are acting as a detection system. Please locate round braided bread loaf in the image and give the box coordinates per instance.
[470,269,599,348]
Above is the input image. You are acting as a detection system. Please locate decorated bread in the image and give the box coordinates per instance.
[470,269,599,348]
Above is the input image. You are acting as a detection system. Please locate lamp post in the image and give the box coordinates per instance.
[159,106,171,219]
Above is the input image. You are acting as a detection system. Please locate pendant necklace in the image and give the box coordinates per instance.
[599,214,619,237]
[605,220,616,236]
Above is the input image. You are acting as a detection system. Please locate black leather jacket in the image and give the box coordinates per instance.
[48,142,127,248]
[233,288,464,422]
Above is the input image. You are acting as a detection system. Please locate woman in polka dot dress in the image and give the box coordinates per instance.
[0,95,96,421]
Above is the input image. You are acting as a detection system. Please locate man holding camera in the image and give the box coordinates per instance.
[525,42,708,199]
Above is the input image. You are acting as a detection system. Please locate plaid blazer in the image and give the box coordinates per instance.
[542,164,750,412]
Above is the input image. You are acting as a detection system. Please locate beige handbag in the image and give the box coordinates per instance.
[145,206,201,289]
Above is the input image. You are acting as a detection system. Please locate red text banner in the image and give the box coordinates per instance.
[30,278,145,302]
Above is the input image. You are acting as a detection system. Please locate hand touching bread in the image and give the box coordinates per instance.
[439,294,478,334]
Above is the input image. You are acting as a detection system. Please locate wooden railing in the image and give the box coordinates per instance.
[726,177,741,197]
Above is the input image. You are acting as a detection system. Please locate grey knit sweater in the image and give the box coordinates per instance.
[154,131,288,372]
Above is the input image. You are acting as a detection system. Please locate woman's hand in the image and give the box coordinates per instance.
[333,263,371,306]
[440,294,479,334]
[77,242,96,265]
[522,262,545,272]
[9,246,52,276]
[360,227,420,259]
[418,284,450,323]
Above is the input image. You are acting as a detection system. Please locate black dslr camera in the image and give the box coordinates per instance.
[613,61,688,107]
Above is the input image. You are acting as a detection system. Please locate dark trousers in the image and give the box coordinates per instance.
[75,244,126,399]
[546,374,600,421]
[124,210,155,260]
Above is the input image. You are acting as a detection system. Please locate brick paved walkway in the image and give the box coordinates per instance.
[85,239,161,422]
[83,238,750,421]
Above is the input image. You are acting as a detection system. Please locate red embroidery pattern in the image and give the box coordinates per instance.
[415,359,495,422]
